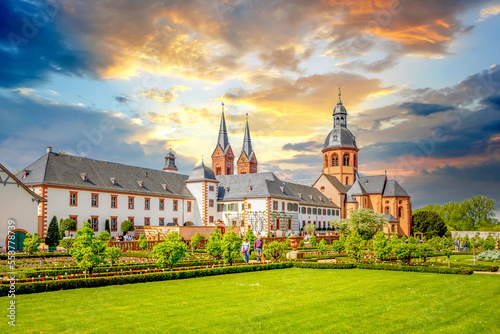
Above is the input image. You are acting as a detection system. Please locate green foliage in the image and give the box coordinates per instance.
[303,223,316,235]
[357,264,473,275]
[335,208,387,240]
[105,219,111,234]
[97,231,111,242]
[411,211,448,238]
[309,234,317,246]
[206,228,224,260]
[189,232,205,253]
[293,262,357,269]
[345,230,365,262]
[152,238,187,269]
[244,228,257,246]
[484,234,496,250]
[221,227,242,265]
[477,251,500,261]
[45,216,61,247]
[105,247,122,266]
[317,239,328,252]
[138,234,148,250]
[439,237,453,268]
[120,220,134,234]
[285,236,291,247]
[299,240,305,247]
[263,241,286,261]
[417,243,435,263]
[23,233,41,254]
[331,240,345,254]
[392,242,417,265]
[59,218,77,239]
[70,222,108,277]
[372,231,391,260]
[59,238,75,250]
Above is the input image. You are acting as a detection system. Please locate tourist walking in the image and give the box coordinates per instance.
[464,240,468,252]
[454,239,459,251]
[241,238,250,263]
[459,240,463,252]
[254,235,264,262]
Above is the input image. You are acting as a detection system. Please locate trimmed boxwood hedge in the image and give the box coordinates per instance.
[293,262,357,269]
[0,252,69,260]
[357,264,473,275]
[0,263,293,296]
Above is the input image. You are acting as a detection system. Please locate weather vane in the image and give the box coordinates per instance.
[338,86,341,98]
[221,102,224,113]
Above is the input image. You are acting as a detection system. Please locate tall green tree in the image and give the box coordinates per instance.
[411,211,448,238]
[70,222,107,277]
[23,233,41,254]
[152,233,187,269]
[45,216,60,247]
[244,228,257,247]
[372,231,391,260]
[104,219,111,234]
[189,232,205,254]
[462,196,497,230]
[206,228,224,260]
[221,227,242,265]
[335,208,387,240]
[345,230,365,262]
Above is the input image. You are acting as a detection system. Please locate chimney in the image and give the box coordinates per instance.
[47,146,52,153]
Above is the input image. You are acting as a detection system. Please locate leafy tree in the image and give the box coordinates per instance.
[70,222,107,277]
[105,247,122,266]
[417,243,434,263]
[97,231,112,242]
[345,230,365,262]
[45,216,60,247]
[23,233,41,254]
[331,240,345,254]
[484,234,496,250]
[317,239,328,252]
[60,218,77,239]
[299,240,305,247]
[189,232,205,254]
[138,234,148,250]
[285,236,291,247]
[309,234,317,246]
[152,236,187,269]
[244,228,257,247]
[462,196,497,230]
[59,238,75,250]
[206,228,224,260]
[470,232,483,249]
[412,211,448,238]
[105,219,111,234]
[221,227,242,265]
[439,237,453,268]
[335,208,387,240]
[120,220,134,235]
[263,241,286,261]
[303,223,316,235]
[372,231,390,260]
[393,242,417,265]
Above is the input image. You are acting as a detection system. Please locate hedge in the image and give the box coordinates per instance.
[448,263,498,272]
[357,264,473,275]
[0,252,69,260]
[292,262,357,269]
[0,263,293,296]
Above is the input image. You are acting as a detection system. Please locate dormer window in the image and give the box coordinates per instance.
[225,187,230,192]
[309,195,314,200]
[248,186,252,191]
[138,181,145,188]
[22,170,30,179]
[110,177,117,185]
[162,184,168,191]
[80,173,88,181]
[280,186,285,193]
[318,196,323,201]
[298,193,302,199]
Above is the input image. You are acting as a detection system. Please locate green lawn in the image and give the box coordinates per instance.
[1,269,499,333]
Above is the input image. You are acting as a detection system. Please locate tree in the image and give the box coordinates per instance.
[70,222,107,277]
[303,223,316,235]
[263,241,286,261]
[392,242,417,265]
[484,234,496,250]
[309,234,317,246]
[138,234,148,250]
[105,247,122,266]
[372,231,390,260]
[462,196,497,230]
[417,243,434,263]
[120,220,134,235]
[23,233,41,254]
[221,227,242,265]
[412,211,448,238]
[317,239,328,252]
[244,228,257,247]
[335,208,387,240]
[60,218,77,239]
[45,216,60,247]
[439,237,453,268]
[97,231,111,242]
[345,230,365,262]
[331,240,345,254]
[206,228,224,260]
[152,235,187,269]
[189,232,205,254]
[59,238,75,250]
[105,219,111,234]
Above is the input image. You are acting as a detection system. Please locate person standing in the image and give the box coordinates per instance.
[459,239,463,252]
[254,235,264,262]
[241,238,250,263]
[464,240,468,252]
[454,239,459,251]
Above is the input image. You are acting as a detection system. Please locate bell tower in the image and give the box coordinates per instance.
[237,113,258,174]
[163,148,178,173]
[211,102,234,175]
[322,87,359,185]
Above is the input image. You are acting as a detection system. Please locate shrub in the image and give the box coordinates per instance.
[60,218,77,238]
[138,235,148,250]
[263,241,286,261]
[70,222,107,277]
[105,247,122,266]
[345,230,365,262]
[221,227,242,265]
[97,231,112,242]
[484,234,496,250]
[317,239,328,252]
[303,223,316,235]
[59,238,75,250]
[417,243,435,263]
[309,235,317,246]
[331,240,345,254]
[152,235,187,269]
[23,233,42,254]
[299,240,305,247]
[45,216,60,247]
[372,231,390,260]
[190,232,205,254]
[105,219,111,234]
[120,220,134,235]
[477,250,500,261]
[206,228,224,260]
[357,264,473,275]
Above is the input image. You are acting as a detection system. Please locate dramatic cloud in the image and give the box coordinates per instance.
[139,86,191,103]
[401,102,455,116]
[283,141,322,152]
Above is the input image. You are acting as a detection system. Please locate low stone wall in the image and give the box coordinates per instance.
[451,231,500,239]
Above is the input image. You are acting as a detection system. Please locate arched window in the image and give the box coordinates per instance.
[332,154,339,166]
[399,207,403,218]
[346,177,349,184]
[335,117,340,125]
[323,209,326,215]
[343,154,350,166]
[340,117,344,125]
[215,167,221,175]
[301,207,305,214]
[324,155,328,167]
[327,209,331,215]
[385,207,390,214]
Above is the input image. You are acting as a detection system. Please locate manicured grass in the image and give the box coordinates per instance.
[1,269,499,333]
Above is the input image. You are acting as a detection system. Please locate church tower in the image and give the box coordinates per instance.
[212,102,234,175]
[237,113,258,174]
[163,148,178,173]
[322,88,359,185]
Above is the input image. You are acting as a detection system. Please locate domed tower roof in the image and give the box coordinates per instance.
[163,148,178,172]
[187,161,218,182]
[323,87,357,150]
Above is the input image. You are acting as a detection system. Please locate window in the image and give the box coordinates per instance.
[209,199,214,207]
[282,202,285,211]
[69,216,78,229]
[209,216,214,223]
[217,204,222,212]
[159,199,164,211]
[173,218,178,225]
[273,201,278,210]
[128,217,134,226]
[111,195,117,208]
[379,225,384,231]
[230,203,236,211]
[313,208,317,214]
[111,217,117,231]
[144,217,150,226]
[332,154,339,166]
[346,177,349,184]
[91,217,98,231]
[128,197,134,209]
[301,207,305,214]
[323,209,326,215]
[241,203,244,211]
[294,204,298,212]
[327,209,331,216]
[343,154,350,166]
[385,207,390,214]
[145,198,150,210]
[248,203,252,210]
[391,224,395,233]
[399,207,403,218]
[231,220,237,226]
[91,194,99,207]
[287,203,291,211]
[173,200,178,211]
[159,218,164,226]
[187,201,192,212]
[69,192,78,206]
[209,186,214,191]
[307,208,311,214]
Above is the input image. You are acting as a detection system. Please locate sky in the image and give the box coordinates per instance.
[1,0,500,212]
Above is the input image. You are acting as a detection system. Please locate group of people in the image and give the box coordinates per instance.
[115,233,132,242]
[454,239,468,252]
[240,235,265,263]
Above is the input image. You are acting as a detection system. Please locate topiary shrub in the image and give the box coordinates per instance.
[45,216,60,247]
[138,234,148,250]
[263,241,286,261]
[60,218,77,239]
[309,235,317,246]
[317,239,328,252]
[120,220,134,235]
[299,240,305,247]
[59,238,75,250]
[105,219,111,234]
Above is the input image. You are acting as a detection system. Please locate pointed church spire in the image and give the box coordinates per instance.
[217,102,230,152]
[242,112,253,158]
